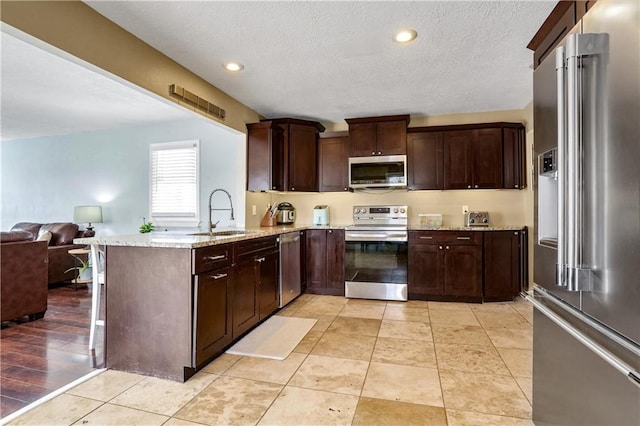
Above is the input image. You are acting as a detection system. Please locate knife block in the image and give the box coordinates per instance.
[260,210,277,227]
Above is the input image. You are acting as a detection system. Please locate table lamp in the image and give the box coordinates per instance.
[74,205,103,232]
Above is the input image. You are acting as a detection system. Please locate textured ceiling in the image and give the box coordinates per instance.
[86,1,557,123]
[1,31,193,142]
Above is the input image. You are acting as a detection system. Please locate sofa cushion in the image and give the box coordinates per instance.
[39,223,79,246]
[11,222,42,238]
[36,231,53,244]
[1,231,34,243]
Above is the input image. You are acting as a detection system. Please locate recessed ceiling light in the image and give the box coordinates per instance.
[393,29,418,43]
[223,62,244,72]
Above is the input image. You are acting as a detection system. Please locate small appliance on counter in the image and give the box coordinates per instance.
[313,205,330,226]
[465,211,490,227]
[276,202,296,225]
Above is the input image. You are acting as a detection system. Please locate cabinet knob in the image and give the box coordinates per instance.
[446,246,450,250]
[467,185,471,189]
[409,186,413,190]
[328,230,333,234]
[514,184,519,188]
[514,232,519,235]
[291,187,295,191]
[439,246,443,250]
[272,186,276,189]
[378,151,381,155]
[371,151,375,155]
[344,187,348,191]
[474,185,479,189]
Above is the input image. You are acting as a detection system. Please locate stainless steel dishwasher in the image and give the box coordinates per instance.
[279,231,302,307]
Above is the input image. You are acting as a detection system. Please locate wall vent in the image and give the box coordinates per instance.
[169,84,226,121]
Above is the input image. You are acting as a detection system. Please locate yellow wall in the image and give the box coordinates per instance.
[0,0,261,133]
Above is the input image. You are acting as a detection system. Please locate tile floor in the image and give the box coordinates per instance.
[7,294,534,425]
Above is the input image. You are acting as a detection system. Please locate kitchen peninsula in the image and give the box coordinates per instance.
[76,223,527,382]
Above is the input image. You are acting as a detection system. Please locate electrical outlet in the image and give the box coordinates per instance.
[252,205,257,216]
[462,205,469,214]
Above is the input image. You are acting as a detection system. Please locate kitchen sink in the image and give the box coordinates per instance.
[190,230,256,237]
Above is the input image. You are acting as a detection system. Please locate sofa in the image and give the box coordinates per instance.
[9,222,94,285]
[1,231,48,322]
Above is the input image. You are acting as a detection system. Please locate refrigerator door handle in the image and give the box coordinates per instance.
[555,46,567,287]
[523,291,640,389]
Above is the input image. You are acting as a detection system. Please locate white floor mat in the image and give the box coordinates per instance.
[226,315,317,360]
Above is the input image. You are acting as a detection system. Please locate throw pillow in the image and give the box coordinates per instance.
[36,230,52,245]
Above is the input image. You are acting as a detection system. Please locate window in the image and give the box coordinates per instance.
[149,140,199,226]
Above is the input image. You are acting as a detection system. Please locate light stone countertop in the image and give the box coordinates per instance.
[75,224,526,249]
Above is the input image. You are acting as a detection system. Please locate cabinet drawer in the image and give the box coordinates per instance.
[410,231,482,246]
[234,236,279,263]
[192,244,232,274]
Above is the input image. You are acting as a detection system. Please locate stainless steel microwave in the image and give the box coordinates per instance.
[348,155,407,189]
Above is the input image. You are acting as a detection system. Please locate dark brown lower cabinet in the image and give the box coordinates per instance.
[409,231,482,302]
[258,250,279,319]
[193,268,232,367]
[484,229,528,301]
[306,228,345,295]
[232,259,259,338]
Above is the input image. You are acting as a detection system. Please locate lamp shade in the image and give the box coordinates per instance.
[74,205,103,224]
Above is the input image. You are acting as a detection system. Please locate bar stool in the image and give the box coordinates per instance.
[89,244,105,351]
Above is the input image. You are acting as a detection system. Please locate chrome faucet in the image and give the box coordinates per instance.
[208,188,235,231]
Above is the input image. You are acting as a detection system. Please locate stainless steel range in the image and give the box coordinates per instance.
[344,205,408,301]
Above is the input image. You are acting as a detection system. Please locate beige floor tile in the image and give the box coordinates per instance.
[327,316,381,337]
[378,320,432,341]
[498,347,532,378]
[294,313,336,332]
[352,397,447,426]
[469,303,518,313]
[387,300,429,309]
[362,362,443,407]
[289,354,369,395]
[284,299,310,312]
[371,337,437,368]
[446,409,534,425]
[435,343,510,375]
[174,376,282,425]
[429,309,480,326]
[163,418,207,426]
[296,293,316,302]
[75,403,168,425]
[277,306,302,317]
[200,353,242,374]
[474,311,531,329]
[66,369,145,401]
[515,376,533,404]
[315,295,349,305]
[258,386,358,425]
[428,301,472,311]
[338,304,385,320]
[383,306,430,322]
[8,394,102,426]
[296,301,344,316]
[109,372,218,416]
[431,323,493,346]
[485,327,533,350]
[311,331,376,361]
[224,352,307,384]
[346,298,387,307]
[440,370,531,418]
[513,305,534,324]
[293,330,324,354]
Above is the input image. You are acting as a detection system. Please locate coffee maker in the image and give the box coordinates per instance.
[276,202,296,224]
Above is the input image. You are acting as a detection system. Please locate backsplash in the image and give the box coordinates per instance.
[246,188,529,228]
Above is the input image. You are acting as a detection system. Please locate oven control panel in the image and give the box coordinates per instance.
[353,205,408,224]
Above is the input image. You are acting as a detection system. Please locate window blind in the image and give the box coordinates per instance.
[150,141,199,221]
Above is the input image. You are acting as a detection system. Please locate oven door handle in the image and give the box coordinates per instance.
[345,232,408,242]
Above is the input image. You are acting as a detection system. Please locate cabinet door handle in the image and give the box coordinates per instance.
[256,257,265,263]
[205,254,226,261]
[419,236,433,240]
[212,273,228,280]
[456,236,471,240]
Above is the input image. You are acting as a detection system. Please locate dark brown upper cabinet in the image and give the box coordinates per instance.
[503,126,527,189]
[444,128,502,190]
[246,118,325,192]
[318,133,349,192]
[345,115,410,157]
[407,130,444,190]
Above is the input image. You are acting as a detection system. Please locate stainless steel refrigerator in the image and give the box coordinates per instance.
[531,0,640,424]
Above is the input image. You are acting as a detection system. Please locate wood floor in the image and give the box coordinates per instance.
[0,284,104,418]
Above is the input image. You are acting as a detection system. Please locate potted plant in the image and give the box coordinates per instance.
[139,217,155,233]
[65,254,92,282]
